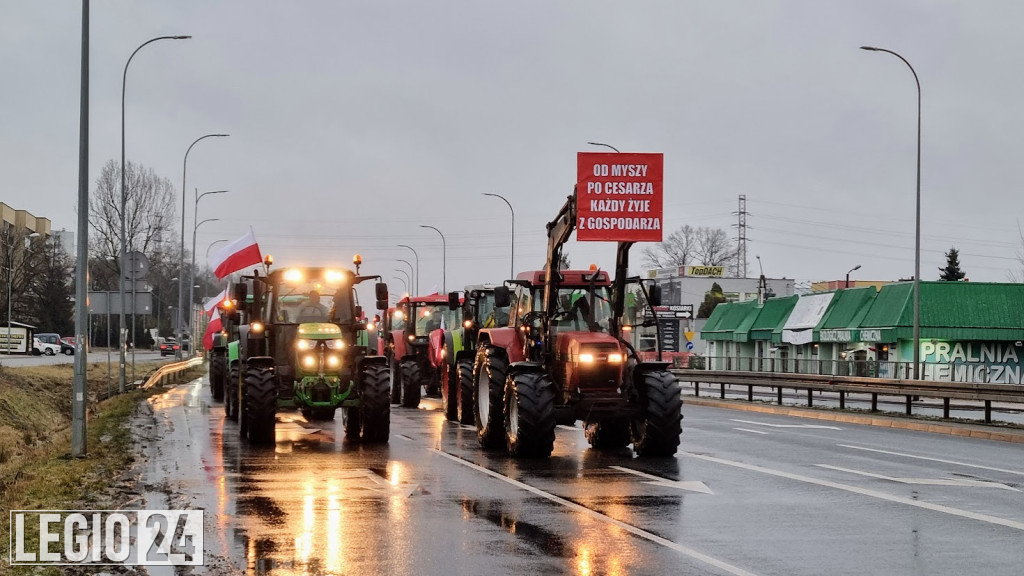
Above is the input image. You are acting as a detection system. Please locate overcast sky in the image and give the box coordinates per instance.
[4,1,1024,296]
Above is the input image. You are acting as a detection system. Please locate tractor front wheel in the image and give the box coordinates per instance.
[441,351,458,421]
[474,347,507,449]
[210,353,226,401]
[245,365,277,445]
[359,363,391,443]
[504,371,556,458]
[225,364,239,420]
[630,370,683,457]
[457,358,474,425]
[400,360,421,409]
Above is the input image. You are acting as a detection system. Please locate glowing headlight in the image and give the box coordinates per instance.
[251,322,264,333]
[325,269,344,283]
[284,269,304,283]
[301,354,317,369]
[325,339,344,349]
[463,320,473,328]
[297,339,317,351]
[607,353,624,364]
[366,322,376,331]
[579,353,595,363]
[393,310,404,320]
[326,355,341,368]
[408,334,415,342]
[441,347,447,358]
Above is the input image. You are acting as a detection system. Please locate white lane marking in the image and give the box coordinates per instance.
[816,465,1020,491]
[397,434,414,441]
[838,444,1024,477]
[434,449,757,576]
[734,428,769,435]
[556,424,578,431]
[731,419,841,430]
[683,451,1024,531]
[609,466,714,494]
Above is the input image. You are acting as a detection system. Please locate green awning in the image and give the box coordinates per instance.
[701,300,760,341]
[814,287,877,342]
[749,295,798,341]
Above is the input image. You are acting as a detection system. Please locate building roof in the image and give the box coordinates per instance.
[701,300,759,341]
[780,292,835,344]
[748,295,798,341]
[813,287,878,342]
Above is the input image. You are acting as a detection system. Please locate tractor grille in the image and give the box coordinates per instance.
[311,380,332,403]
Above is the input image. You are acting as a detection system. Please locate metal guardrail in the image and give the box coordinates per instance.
[141,356,204,389]
[672,369,1024,424]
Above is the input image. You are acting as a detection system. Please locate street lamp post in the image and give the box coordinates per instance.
[587,141,620,153]
[205,239,228,262]
[188,214,221,335]
[861,46,921,379]
[187,189,227,333]
[396,259,414,288]
[397,244,419,294]
[483,193,515,279]
[419,225,446,292]
[177,134,228,360]
[120,34,189,390]
[391,276,408,297]
[393,268,411,293]
[845,264,862,289]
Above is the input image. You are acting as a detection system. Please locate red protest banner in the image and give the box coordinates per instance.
[576,152,664,242]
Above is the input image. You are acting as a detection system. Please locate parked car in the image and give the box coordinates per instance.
[32,337,60,356]
[59,336,75,355]
[35,333,68,356]
[159,338,180,357]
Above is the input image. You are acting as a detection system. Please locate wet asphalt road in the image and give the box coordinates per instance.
[136,375,1024,576]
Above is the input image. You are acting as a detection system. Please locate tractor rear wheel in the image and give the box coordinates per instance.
[210,354,226,401]
[225,364,239,420]
[505,371,556,458]
[474,347,507,449]
[245,366,278,445]
[631,370,683,457]
[457,359,474,425]
[400,360,421,408]
[359,363,391,443]
[585,419,631,449]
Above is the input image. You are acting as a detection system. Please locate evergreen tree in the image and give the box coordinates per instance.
[698,282,727,318]
[938,247,966,281]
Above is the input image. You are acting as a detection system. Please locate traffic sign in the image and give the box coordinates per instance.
[686,342,694,351]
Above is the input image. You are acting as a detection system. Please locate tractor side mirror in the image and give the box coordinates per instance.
[494,286,511,308]
[447,291,460,310]
[251,279,265,311]
[375,282,388,311]
[233,282,248,304]
[648,284,662,306]
[354,305,363,320]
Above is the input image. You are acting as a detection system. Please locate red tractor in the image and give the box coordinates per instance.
[472,192,681,458]
[382,294,460,408]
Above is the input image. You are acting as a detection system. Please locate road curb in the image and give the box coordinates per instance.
[684,396,1024,444]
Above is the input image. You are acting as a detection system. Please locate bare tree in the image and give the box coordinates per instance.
[88,159,177,288]
[642,225,696,268]
[693,227,736,269]
[1,226,44,325]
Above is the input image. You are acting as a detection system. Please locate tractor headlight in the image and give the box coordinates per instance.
[325,339,344,349]
[607,353,624,364]
[366,322,376,331]
[463,320,473,328]
[326,355,341,368]
[579,353,595,363]
[408,334,415,342]
[251,322,264,334]
[296,339,317,351]
[301,354,317,369]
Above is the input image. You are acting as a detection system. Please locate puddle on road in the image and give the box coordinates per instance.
[459,497,571,557]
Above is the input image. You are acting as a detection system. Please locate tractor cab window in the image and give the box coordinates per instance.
[275,281,330,323]
[476,292,510,328]
[410,303,460,335]
[511,287,535,327]
[552,286,612,333]
[390,308,407,331]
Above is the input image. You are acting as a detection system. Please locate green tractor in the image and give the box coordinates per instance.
[235,262,391,444]
[440,285,509,424]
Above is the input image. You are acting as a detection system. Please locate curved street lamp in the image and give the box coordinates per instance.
[188,215,222,334]
[587,141,620,153]
[845,264,862,289]
[397,244,419,294]
[483,193,515,279]
[120,34,190,390]
[205,238,228,262]
[419,225,446,292]
[396,259,415,291]
[861,45,921,379]
[177,133,228,359]
[391,275,408,297]
[393,269,411,295]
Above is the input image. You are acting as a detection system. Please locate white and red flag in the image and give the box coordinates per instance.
[204,287,229,317]
[210,228,262,280]
[203,308,223,351]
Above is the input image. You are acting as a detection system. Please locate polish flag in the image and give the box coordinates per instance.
[204,287,229,317]
[203,309,223,351]
[210,228,263,280]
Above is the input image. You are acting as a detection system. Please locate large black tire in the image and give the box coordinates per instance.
[245,366,278,445]
[238,365,249,437]
[225,363,239,420]
[585,419,631,449]
[210,353,226,401]
[631,370,683,457]
[441,354,458,421]
[343,407,362,441]
[474,347,507,449]
[400,360,421,409]
[504,371,556,458]
[389,354,401,405]
[359,363,391,443]
[457,359,474,425]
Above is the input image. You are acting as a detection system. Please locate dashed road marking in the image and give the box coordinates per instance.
[838,444,1024,476]
[609,466,714,494]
